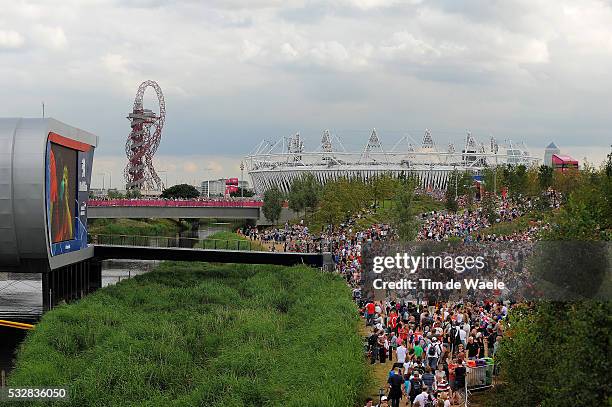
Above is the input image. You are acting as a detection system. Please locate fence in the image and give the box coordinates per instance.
[464,363,499,407]
[90,234,262,251]
[466,363,495,390]
[88,199,263,208]
[90,234,331,253]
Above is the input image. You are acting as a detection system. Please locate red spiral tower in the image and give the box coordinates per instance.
[125,80,166,190]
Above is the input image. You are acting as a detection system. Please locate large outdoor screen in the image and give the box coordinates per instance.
[48,142,77,243]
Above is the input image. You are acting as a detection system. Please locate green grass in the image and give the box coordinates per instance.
[195,231,267,251]
[473,210,548,237]
[411,194,445,214]
[305,194,444,233]
[9,263,368,406]
[88,218,183,236]
[352,194,445,232]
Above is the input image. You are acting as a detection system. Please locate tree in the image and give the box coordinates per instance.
[501,164,528,198]
[525,166,540,197]
[316,184,344,227]
[545,166,610,241]
[505,164,528,198]
[262,187,283,224]
[492,302,611,407]
[311,177,374,228]
[552,167,581,203]
[301,174,322,213]
[458,171,475,204]
[445,170,460,212]
[445,190,458,213]
[371,173,397,208]
[229,187,254,198]
[288,178,306,213]
[125,189,142,199]
[514,164,528,196]
[480,192,497,224]
[393,179,418,241]
[482,166,504,196]
[107,189,124,199]
[287,174,321,215]
[491,165,611,407]
[538,165,553,190]
[160,184,200,199]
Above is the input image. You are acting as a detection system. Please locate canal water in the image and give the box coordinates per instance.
[0,222,234,378]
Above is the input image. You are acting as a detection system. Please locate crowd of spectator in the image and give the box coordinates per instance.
[417,194,552,242]
[362,299,507,406]
[242,213,393,286]
[247,190,552,406]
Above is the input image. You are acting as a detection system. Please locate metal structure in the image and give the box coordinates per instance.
[125,80,166,190]
[245,129,540,193]
[0,118,100,312]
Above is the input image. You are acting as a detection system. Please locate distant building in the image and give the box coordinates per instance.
[552,154,579,172]
[140,189,162,197]
[544,142,561,167]
[200,178,250,197]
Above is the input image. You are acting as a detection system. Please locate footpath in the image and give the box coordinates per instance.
[359,321,489,407]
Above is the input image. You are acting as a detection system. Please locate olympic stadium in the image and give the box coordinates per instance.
[245,129,540,194]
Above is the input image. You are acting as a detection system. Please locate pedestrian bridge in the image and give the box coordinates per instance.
[94,245,330,268]
[91,233,332,268]
[87,199,296,225]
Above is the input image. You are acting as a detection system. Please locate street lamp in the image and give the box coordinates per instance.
[240,161,245,199]
[493,167,497,196]
[202,167,213,198]
[378,388,385,405]
[96,173,106,191]
[105,171,112,190]
[453,165,458,200]
[158,171,168,190]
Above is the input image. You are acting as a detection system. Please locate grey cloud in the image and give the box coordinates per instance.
[0,0,610,188]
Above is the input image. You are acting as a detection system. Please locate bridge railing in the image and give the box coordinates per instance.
[89,234,267,251]
[87,199,263,208]
[90,234,332,253]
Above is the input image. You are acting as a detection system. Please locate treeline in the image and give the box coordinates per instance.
[444,163,588,212]
[262,173,420,239]
[490,152,611,406]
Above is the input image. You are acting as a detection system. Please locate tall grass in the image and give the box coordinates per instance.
[88,218,183,236]
[471,211,547,238]
[195,231,267,251]
[9,263,368,406]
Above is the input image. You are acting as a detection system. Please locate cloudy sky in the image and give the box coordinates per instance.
[1,0,611,188]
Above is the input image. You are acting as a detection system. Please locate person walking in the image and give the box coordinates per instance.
[426,337,440,369]
[408,370,424,406]
[421,366,436,392]
[369,329,380,364]
[379,331,388,364]
[387,367,404,407]
[394,340,407,369]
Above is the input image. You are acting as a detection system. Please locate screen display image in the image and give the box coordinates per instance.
[48,142,77,243]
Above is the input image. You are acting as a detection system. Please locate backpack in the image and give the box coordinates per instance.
[368,334,378,347]
[410,378,422,396]
[428,344,437,357]
[423,394,435,407]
